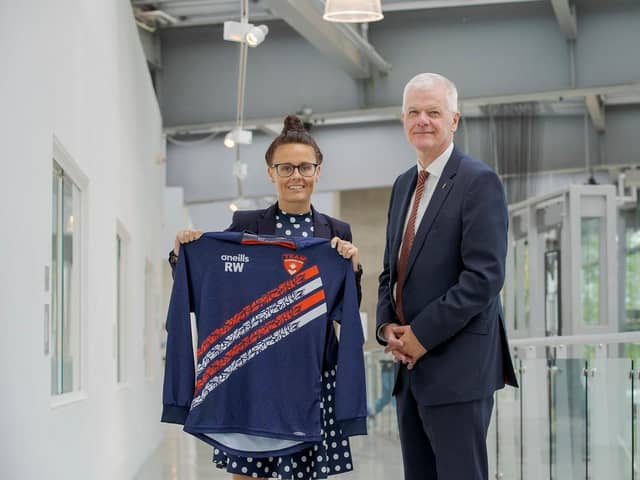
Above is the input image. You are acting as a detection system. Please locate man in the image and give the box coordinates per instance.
[376,73,518,480]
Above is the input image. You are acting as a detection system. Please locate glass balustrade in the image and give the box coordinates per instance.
[364,336,639,479]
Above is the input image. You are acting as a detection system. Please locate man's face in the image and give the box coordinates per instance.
[402,84,460,159]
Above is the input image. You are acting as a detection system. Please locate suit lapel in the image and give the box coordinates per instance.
[405,148,461,279]
[257,203,278,235]
[311,205,332,239]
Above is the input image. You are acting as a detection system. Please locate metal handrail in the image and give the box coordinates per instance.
[510,331,640,347]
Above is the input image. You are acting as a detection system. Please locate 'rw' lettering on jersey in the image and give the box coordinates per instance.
[221,252,250,273]
[224,262,245,272]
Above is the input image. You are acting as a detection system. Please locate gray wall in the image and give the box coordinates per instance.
[159,1,640,124]
[168,108,640,204]
[159,20,359,126]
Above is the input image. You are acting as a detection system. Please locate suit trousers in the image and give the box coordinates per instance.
[395,365,494,480]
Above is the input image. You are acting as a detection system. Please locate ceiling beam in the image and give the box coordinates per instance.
[257,124,282,136]
[131,0,275,27]
[550,0,577,39]
[132,0,239,7]
[382,0,543,11]
[262,0,391,79]
[132,0,545,28]
[162,12,275,28]
[164,82,640,136]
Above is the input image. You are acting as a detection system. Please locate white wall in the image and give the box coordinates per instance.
[0,1,166,479]
[163,187,193,254]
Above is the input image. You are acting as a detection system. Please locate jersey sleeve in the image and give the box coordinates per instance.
[332,264,368,437]
[161,249,196,425]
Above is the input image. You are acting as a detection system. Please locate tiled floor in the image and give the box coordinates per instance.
[135,414,403,480]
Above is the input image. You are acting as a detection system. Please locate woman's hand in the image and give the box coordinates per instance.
[174,229,203,255]
[330,237,360,272]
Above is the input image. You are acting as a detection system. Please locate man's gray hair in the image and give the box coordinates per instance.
[402,73,459,113]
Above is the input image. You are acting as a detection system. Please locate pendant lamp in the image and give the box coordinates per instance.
[323,0,384,23]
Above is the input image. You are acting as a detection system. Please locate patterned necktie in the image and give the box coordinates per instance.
[396,170,429,324]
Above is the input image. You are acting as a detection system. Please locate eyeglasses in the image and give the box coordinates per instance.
[271,163,318,177]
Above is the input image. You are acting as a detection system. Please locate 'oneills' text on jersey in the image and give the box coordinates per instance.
[161,232,367,457]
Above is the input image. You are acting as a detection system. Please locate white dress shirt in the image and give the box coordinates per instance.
[398,142,454,255]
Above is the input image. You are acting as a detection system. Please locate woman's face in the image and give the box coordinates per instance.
[268,143,320,212]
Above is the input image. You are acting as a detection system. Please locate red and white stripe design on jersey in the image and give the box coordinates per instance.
[195,276,323,377]
[190,266,326,409]
[197,266,320,358]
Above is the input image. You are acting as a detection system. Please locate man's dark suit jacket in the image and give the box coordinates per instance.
[376,146,518,406]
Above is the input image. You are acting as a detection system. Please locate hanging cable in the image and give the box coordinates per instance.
[230,0,251,210]
[236,0,249,129]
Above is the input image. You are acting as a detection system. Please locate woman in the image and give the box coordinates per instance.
[170,114,363,480]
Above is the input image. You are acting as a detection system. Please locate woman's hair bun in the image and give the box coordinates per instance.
[282,114,306,134]
[264,113,322,166]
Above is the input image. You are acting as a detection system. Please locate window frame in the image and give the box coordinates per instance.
[115,221,131,386]
[50,137,89,407]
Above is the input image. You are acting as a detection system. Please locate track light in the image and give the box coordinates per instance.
[223,133,235,148]
[224,128,252,149]
[224,21,269,47]
[246,25,269,47]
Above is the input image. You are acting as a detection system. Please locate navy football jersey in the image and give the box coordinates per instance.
[161,232,367,456]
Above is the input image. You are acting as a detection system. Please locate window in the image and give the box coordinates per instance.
[116,228,129,383]
[580,217,602,326]
[513,237,530,331]
[51,161,82,396]
[624,215,640,330]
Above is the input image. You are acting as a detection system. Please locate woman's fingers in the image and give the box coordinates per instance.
[331,237,358,259]
[177,229,203,244]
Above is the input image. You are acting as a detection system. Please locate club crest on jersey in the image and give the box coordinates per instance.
[282,253,306,276]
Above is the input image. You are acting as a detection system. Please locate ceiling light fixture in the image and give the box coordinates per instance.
[224,21,270,47]
[323,0,384,23]
[246,25,269,47]
[222,0,267,212]
[223,127,252,149]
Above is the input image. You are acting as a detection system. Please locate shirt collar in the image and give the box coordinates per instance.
[416,142,454,179]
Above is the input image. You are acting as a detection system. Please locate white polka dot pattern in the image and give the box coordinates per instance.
[274,209,313,240]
